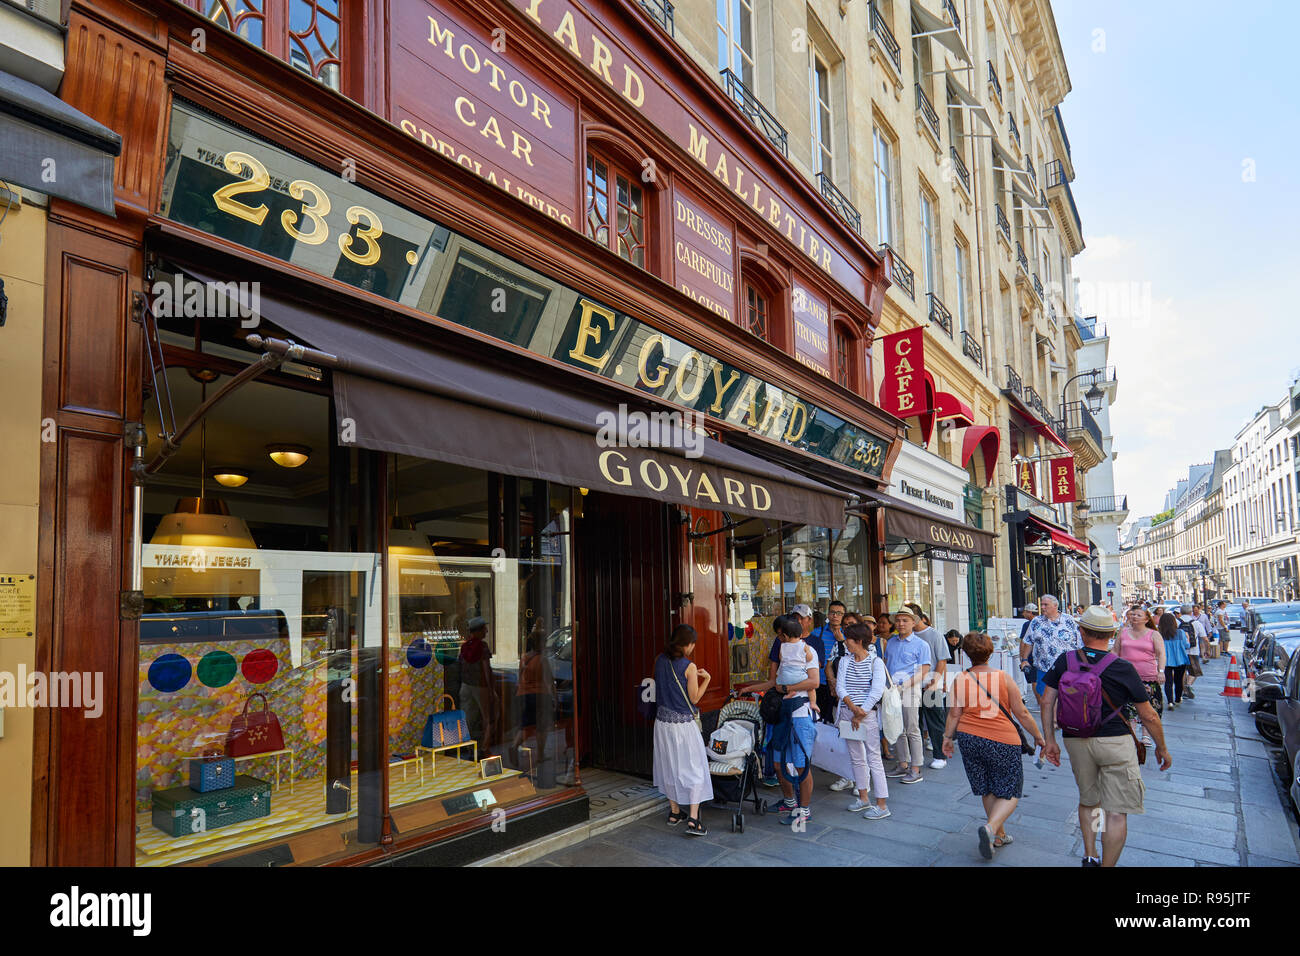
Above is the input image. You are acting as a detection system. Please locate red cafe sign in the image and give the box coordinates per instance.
[877,328,926,418]
[1050,456,1077,503]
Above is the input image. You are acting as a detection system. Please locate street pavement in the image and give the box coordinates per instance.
[530,642,1300,867]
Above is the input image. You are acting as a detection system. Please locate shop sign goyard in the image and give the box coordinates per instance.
[877,328,926,418]
[158,102,892,479]
[886,507,992,559]
[1049,456,1077,503]
[791,282,831,378]
[503,0,869,303]
[391,0,579,227]
[672,186,736,322]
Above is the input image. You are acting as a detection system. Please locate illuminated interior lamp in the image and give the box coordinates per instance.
[211,468,250,488]
[267,443,311,468]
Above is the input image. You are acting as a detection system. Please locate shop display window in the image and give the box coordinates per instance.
[831,516,869,612]
[886,537,933,616]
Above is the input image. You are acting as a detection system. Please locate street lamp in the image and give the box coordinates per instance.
[1060,368,1107,416]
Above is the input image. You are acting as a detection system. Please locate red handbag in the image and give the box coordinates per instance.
[225,693,286,757]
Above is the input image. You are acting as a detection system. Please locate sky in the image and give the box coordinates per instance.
[1051,1,1300,520]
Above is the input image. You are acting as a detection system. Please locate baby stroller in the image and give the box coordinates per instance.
[707,692,768,832]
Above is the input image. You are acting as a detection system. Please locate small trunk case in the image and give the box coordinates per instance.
[151,774,271,837]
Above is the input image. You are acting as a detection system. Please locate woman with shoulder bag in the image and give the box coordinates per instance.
[942,632,1045,860]
[1116,605,1165,745]
[834,622,891,820]
[651,624,713,835]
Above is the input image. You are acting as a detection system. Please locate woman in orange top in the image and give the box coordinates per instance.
[941,632,1045,860]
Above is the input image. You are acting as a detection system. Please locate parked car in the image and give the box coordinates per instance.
[1256,652,1300,817]
[1243,602,1300,659]
[1247,628,1300,742]
[1227,598,1279,629]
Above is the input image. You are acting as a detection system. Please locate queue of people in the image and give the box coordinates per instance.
[648,598,1174,867]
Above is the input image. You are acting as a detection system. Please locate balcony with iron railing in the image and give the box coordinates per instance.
[1015,241,1028,273]
[1046,158,1083,241]
[720,68,788,157]
[987,60,1002,102]
[1088,495,1129,516]
[1061,400,1104,466]
[916,83,941,143]
[1025,158,1037,191]
[1004,365,1023,399]
[942,0,961,31]
[962,330,983,369]
[870,1,902,73]
[928,292,952,337]
[1007,111,1020,149]
[638,0,674,36]
[817,171,861,235]
[995,203,1011,243]
[1032,272,1043,299]
[950,146,970,192]
[881,244,915,299]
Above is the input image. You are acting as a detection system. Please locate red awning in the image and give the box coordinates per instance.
[1026,515,1089,556]
[960,425,1000,485]
[1034,421,1070,450]
[935,391,975,427]
[917,370,938,446]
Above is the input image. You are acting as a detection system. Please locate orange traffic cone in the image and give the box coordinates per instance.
[1220,655,1243,698]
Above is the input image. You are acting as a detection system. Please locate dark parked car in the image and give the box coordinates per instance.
[1256,653,1300,818]
[1248,629,1300,742]
[1243,602,1300,661]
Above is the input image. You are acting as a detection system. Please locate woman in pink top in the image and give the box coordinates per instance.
[1115,605,1165,745]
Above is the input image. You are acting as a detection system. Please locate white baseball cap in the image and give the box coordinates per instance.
[792,604,813,618]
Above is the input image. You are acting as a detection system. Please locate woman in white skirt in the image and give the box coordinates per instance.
[652,624,713,835]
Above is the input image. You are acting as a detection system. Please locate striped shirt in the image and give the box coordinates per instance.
[836,651,887,710]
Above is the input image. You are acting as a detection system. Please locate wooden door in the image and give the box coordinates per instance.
[683,507,730,713]
[574,493,681,776]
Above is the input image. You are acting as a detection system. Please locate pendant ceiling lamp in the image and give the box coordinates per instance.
[150,380,258,551]
[389,457,448,597]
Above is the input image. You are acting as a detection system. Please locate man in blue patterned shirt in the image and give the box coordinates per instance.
[1021,595,1081,709]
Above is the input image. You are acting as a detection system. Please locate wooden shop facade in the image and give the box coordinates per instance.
[32,0,907,866]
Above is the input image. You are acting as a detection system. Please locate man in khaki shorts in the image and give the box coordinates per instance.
[1040,606,1172,867]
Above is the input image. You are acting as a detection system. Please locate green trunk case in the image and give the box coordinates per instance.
[151,774,272,838]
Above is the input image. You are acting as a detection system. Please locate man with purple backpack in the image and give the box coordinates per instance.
[1040,606,1172,867]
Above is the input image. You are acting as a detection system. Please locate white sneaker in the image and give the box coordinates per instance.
[862,806,891,821]
[829,776,853,792]
[846,797,869,812]
[929,758,947,769]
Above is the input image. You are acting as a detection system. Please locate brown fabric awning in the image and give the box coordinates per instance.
[252,291,849,527]
[863,490,996,559]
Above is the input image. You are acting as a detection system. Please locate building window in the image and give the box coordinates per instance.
[194,0,344,91]
[919,186,939,295]
[717,0,756,86]
[834,323,856,389]
[873,125,895,246]
[810,51,834,178]
[954,237,970,332]
[745,282,769,341]
[585,151,646,268]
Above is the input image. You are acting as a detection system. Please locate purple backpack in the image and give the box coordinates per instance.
[1056,650,1121,736]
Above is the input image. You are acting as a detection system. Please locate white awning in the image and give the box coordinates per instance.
[991,138,1034,189]
[911,0,970,64]
[944,67,993,130]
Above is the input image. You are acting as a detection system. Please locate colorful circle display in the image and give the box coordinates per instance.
[147,653,192,693]
[241,648,279,684]
[406,638,433,669]
[196,650,238,688]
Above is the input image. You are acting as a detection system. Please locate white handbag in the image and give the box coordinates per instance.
[837,718,871,741]
[879,667,904,744]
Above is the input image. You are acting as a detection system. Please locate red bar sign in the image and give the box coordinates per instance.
[878,328,926,418]
[1016,460,1037,497]
[1050,456,1077,503]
